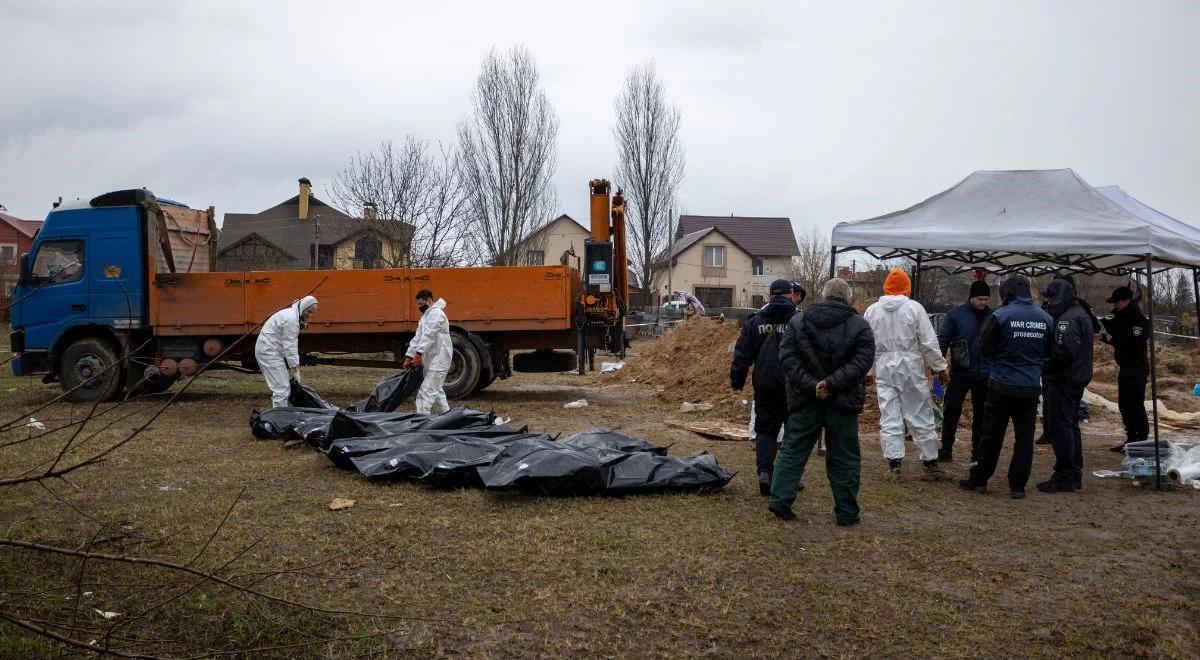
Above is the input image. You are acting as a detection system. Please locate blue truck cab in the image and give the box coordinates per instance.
[10,189,194,401]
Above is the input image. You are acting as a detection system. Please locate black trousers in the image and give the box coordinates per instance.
[1117,366,1149,445]
[968,384,1039,491]
[940,373,988,457]
[753,389,789,476]
[1043,381,1085,485]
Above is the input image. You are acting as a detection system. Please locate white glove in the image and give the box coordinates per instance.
[289,366,301,382]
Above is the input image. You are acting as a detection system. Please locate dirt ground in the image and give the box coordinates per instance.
[0,334,1197,657]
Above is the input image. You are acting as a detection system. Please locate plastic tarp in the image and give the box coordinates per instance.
[285,369,422,414]
[830,169,1200,273]
[250,395,734,496]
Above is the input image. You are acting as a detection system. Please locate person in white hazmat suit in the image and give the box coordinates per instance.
[255,296,319,408]
[863,269,949,480]
[403,289,452,415]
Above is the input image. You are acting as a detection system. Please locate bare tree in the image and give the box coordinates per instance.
[613,62,685,300]
[788,226,831,294]
[329,137,473,268]
[456,46,560,266]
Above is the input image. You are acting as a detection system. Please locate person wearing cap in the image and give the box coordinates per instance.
[1036,278,1094,493]
[863,268,950,480]
[732,278,799,494]
[255,295,319,408]
[1100,285,1150,452]
[960,275,1054,499]
[791,281,807,308]
[936,279,994,463]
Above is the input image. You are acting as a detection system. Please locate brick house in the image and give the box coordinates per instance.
[0,209,43,297]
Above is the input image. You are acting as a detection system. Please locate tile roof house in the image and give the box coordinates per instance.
[651,226,757,309]
[676,215,799,306]
[0,209,42,298]
[217,178,413,271]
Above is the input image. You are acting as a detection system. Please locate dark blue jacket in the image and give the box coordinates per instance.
[1042,280,1094,387]
[979,297,1053,394]
[731,297,797,393]
[937,303,993,378]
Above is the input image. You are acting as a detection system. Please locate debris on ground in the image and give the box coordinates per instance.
[667,420,751,441]
[564,399,589,409]
[25,418,45,430]
[600,361,625,373]
[328,497,356,510]
[680,402,713,413]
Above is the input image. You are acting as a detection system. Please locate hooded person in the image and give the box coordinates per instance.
[936,279,994,463]
[255,295,319,408]
[863,268,949,480]
[404,289,452,415]
[1036,279,1094,493]
[732,279,799,495]
[960,275,1054,499]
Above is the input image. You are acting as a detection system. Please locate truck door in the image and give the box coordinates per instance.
[20,238,89,350]
[89,211,145,328]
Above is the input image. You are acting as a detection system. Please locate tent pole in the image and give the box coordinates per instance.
[913,252,924,304]
[828,245,837,280]
[1192,267,1200,339]
[1146,254,1162,490]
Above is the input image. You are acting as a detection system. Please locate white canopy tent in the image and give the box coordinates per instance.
[830,169,1200,489]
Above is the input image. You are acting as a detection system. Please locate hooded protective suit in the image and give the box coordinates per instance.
[863,289,947,463]
[255,296,318,408]
[407,298,452,415]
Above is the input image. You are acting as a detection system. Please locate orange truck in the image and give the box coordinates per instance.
[9,180,629,402]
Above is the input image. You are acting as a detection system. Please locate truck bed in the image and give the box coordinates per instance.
[149,265,577,336]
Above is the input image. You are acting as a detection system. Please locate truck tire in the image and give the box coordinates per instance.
[442,332,481,399]
[60,338,124,403]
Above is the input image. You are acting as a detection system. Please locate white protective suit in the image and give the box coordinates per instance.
[863,295,948,462]
[255,296,318,408]
[407,298,452,415]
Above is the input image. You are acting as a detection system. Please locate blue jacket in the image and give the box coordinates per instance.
[979,297,1053,393]
[937,303,993,378]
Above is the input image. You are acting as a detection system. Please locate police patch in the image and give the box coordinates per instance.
[1132,326,1143,337]
[1057,321,1068,343]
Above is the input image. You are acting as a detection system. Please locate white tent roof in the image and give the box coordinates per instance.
[831,169,1200,274]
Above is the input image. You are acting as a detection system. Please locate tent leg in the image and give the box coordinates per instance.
[828,245,837,280]
[1146,254,1162,490]
[912,252,924,305]
[1192,267,1200,339]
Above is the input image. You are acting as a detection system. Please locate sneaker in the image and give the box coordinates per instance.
[922,459,946,480]
[937,447,954,463]
[769,505,796,521]
[1036,478,1080,493]
[958,479,986,493]
[758,472,772,497]
[1010,489,1026,499]
[888,459,903,479]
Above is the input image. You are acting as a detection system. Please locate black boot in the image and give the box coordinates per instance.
[758,472,772,497]
[938,447,954,463]
[888,458,903,479]
[1036,476,1080,493]
[958,478,986,493]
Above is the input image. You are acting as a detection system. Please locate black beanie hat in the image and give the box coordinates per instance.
[969,280,991,299]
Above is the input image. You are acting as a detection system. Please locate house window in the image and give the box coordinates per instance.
[0,244,16,265]
[355,235,383,269]
[31,240,84,285]
[309,244,335,269]
[752,258,764,276]
[527,250,545,266]
[703,245,724,267]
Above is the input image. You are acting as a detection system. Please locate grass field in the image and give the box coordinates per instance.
[0,342,1197,657]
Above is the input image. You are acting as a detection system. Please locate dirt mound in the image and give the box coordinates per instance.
[620,316,747,419]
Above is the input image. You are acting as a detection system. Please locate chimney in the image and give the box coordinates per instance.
[363,202,377,221]
[298,177,311,221]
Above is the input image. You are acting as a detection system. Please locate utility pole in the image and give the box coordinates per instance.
[311,212,322,269]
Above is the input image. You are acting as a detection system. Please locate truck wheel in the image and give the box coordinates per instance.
[442,333,481,399]
[60,338,123,403]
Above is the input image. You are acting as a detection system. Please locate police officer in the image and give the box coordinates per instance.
[1101,286,1150,452]
[1036,279,1093,493]
[732,279,798,495]
[960,275,1053,499]
[937,280,993,464]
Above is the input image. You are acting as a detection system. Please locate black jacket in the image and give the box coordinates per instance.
[730,297,797,392]
[778,298,875,413]
[937,302,993,378]
[1102,303,1150,370]
[1041,280,1094,386]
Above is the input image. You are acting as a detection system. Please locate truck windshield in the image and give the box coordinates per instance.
[31,240,84,285]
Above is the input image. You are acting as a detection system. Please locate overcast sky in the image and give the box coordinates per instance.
[2,0,1197,239]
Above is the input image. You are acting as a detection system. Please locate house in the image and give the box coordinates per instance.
[0,209,42,297]
[651,226,756,309]
[676,215,799,307]
[515,214,591,266]
[217,178,412,271]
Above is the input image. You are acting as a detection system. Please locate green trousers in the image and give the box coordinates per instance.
[769,403,862,525]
